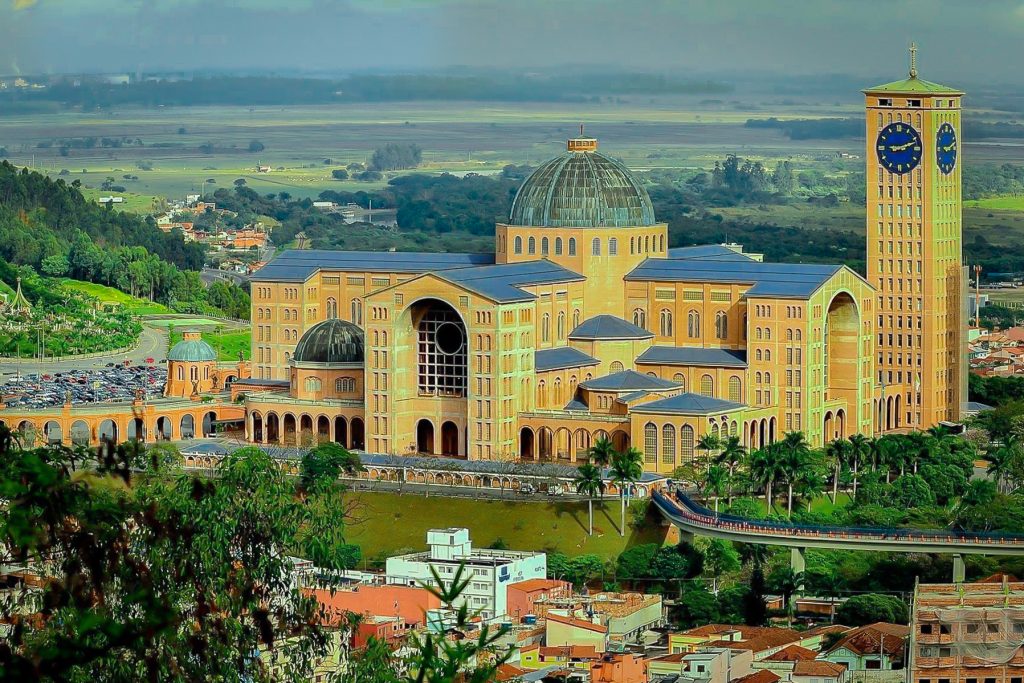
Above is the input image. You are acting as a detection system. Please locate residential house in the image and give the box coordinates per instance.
[591,652,648,683]
[821,622,908,673]
[545,612,609,653]
[507,578,572,622]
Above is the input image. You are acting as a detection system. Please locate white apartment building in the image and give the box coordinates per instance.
[385,528,546,621]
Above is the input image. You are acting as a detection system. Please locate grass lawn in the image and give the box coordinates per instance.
[146,317,231,328]
[60,279,169,314]
[343,490,667,564]
[966,195,1024,211]
[78,187,163,214]
[170,328,251,360]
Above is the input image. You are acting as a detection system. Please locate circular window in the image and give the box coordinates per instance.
[435,321,464,355]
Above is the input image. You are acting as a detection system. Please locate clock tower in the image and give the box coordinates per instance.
[864,44,965,432]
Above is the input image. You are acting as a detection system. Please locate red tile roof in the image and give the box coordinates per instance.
[546,612,608,634]
[793,661,848,678]
[496,663,527,681]
[733,670,782,683]
[764,644,818,661]
[539,645,600,659]
[826,623,909,657]
[509,578,567,592]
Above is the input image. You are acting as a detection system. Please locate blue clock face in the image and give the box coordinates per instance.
[876,122,922,174]
[936,122,957,174]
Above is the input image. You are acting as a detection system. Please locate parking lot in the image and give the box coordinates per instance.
[0,362,167,409]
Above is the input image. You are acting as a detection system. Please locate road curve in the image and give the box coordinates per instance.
[653,490,1024,556]
[0,325,168,377]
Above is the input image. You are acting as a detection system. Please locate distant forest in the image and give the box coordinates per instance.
[745,117,1024,142]
[0,73,732,110]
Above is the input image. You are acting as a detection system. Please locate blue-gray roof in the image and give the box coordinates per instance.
[535,346,600,372]
[666,245,756,261]
[437,260,584,303]
[569,314,653,340]
[580,369,680,392]
[636,346,748,368]
[631,392,745,415]
[626,257,845,298]
[563,398,589,412]
[252,249,495,283]
[168,336,217,362]
[616,390,651,404]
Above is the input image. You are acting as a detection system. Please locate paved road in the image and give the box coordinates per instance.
[340,477,587,502]
[201,268,249,287]
[0,325,168,379]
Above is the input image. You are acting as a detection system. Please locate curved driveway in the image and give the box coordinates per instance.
[653,490,1024,556]
[0,325,168,378]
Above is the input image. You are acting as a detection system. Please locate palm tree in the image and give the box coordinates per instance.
[574,463,606,536]
[847,433,870,500]
[609,447,644,537]
[704,465,729,513]
[697,432,722,474]
[587,437,616,468]
[780,432,811,518]
[715,435,746,505]
[748,445,785,515]
[772,566,805,627]
[985,437,1021,494]
[824,438,852,504]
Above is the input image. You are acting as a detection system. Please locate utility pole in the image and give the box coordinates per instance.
[973,264,983,327]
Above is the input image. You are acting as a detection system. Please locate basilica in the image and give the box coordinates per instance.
[244,64,967,472]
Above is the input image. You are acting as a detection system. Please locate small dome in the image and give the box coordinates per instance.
[292,319,364,365]
[168,332,217,362]
[509,137,656,228]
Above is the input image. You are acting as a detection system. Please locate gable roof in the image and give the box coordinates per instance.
[793,661,848,678]
[545,612,608,634]
[636,346,748,368]
[630,392,744,416]
[569,314,654,340]
[580,369,680,392]
[864,76,962,94]
[733,671,781,683]
[436,259,584,303]
[626,257,849,299]
[826,623,909,657]
[535,346,600,372]
[764,644,818,662]
[666,244,757,261]
[252,249,494,282]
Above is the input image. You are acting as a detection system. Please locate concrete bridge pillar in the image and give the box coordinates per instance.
[952,554,966,583]
[791,547,806,593]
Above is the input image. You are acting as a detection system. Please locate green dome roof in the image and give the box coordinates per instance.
[168,335,217,362]
[292,318,364,365]
[509,139,656,228]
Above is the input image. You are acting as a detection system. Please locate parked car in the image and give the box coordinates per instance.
[519,483,536,494]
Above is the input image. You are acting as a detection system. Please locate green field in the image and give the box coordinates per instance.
[146,316,230,328]
[78,186,163,214]
[170,328,250,361]
[967,195,1024,211]
[343,490,667,565]
[60,279,169,314]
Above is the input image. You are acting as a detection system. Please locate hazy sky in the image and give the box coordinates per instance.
[1,0,1019,83]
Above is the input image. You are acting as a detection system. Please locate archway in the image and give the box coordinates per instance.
[537,427,553,459]
[823,411,834,443]
[316,415,330,443]
[17,421,37,447]
[156,416,172,441]
[350,417,364,449]
[836,408,846,439]
[202,411,217,438]
[411,299,468,398]
[824,292,860,408]
[441,421,459,456]
[519,427,535,459]
[128,417,145,442]
[610,430,629,453]
[282,414,297,446]
[70,420,90,446]
[265,412,279,443]
[180,414,196,440]
[573,429,591,460]
[417,419,435,454]
[769,417,777,443]
[334,416,347,446]
[43,420,62,445]
[299,414,314,446]
[251,412,263,443]
[554,427,572,460]
[885,395,894,431]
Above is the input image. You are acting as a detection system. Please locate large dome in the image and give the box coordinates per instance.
[168,333,217,362]
[292,318,364,365]
[509,138,656,228]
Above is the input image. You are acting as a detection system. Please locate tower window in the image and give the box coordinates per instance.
[878,98,893,106]
[908,99,922,107]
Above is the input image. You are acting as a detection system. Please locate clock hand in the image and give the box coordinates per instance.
[943,144,955,152]
[888,141,914,152]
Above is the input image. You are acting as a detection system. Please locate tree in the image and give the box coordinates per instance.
[836,594,909,626]
[609,447,644,537]
[890,474,935,508]
[248,139,265,152]
[985,436,1023,493]
[847,433,871,499]
[779,432,812,517]
[699,538,741,594]
[40,253,70,277]
[697,432,722,471]
[743,565,769,626]
[369,142,422,171]
[824,438,852,503]
[331,168,349,180]
[0,430,345,681]
[748,444,786,514]
[704,464,729,512]
[587,436,616,468]
[715,435,746,505]
[574,462,606,536]
[675,588,721,628]
[768,565,805,625]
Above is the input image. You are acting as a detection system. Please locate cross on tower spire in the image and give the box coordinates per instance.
[909,41,918,78]
[580,122,585,137]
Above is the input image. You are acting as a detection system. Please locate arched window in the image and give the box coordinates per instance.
[688,311,701,338]
[609,237,618,255]
[284,309,290,321]
[786,328,793,341]
[662,424,676,465]
[680,425,695,462]
[660,235,665,252]
[764,349,771,361]
[351,299,362,325]
[756,327,762,340]
[730,420,738,437]
[610,361,624,373]
[528,236,536,255]
[541,237,549,256]
[568,237,577,256]
[326,297,338,319]
[190,366,198,381]
[660,309,673,337]
[541,313,550,342]
[557,312,566,340]
[765,371,771,384]
[538,380,547,407]
[765,327,772,340]
[305,377,322,393]
[177,366,184,381]
[700,374,713,397]
[711,422,720,439]
[756,349,762,361]
[514,236,523,254]
[644,423,658,465]
[729,376,742,403]
[715,311,728,339]
[555,237,563,255]
[592,237,601,256]
[673,373,686,391]
[796,329,802,341]
[630,236,635,254]
[633,308,646,329]
[572,309,580,329]
[553,377,562,405]
[645,235,650,252]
